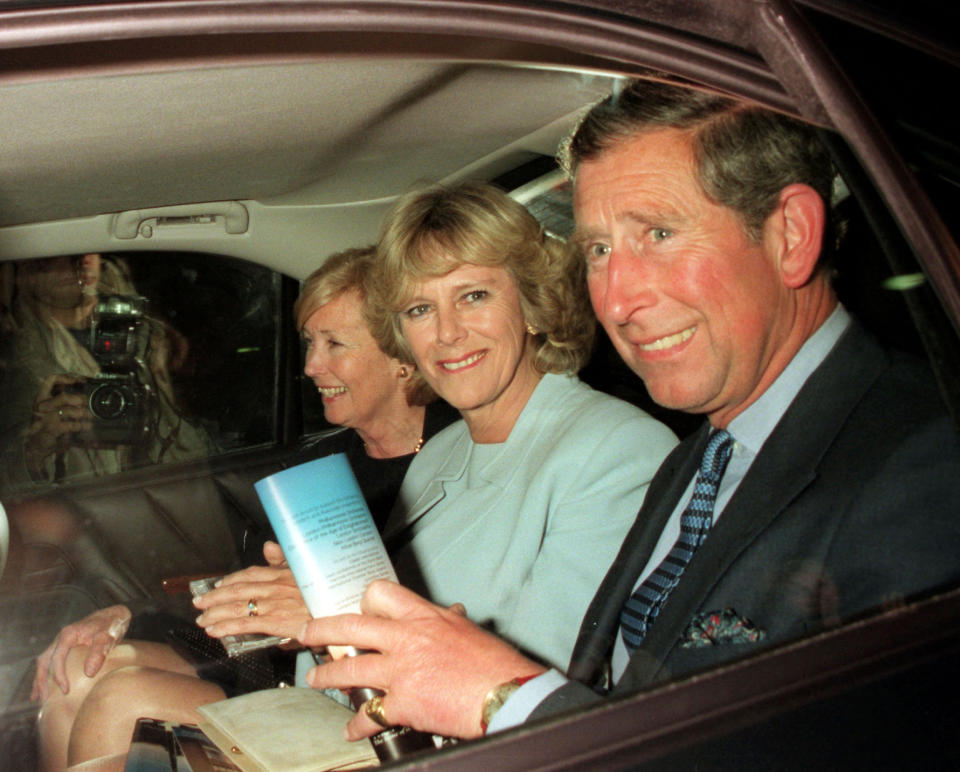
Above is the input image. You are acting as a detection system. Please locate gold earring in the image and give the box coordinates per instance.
[399,366,409,378]
[525,323,537,336]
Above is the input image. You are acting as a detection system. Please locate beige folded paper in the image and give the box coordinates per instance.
[197,687,379,772]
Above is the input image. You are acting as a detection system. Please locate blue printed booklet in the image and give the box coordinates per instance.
[255,453,397,618]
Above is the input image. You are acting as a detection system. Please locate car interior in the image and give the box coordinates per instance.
[1,0,959,768]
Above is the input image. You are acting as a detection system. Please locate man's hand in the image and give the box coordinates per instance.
[194,541,309,641]
[31,604,131,702]
[299,580,545,740]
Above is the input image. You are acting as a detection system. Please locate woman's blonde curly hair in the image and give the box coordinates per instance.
[364,181,595,387]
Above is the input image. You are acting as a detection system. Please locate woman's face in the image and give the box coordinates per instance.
[20,253,101,309]
[302,290,405,432]
[399,262,539,433]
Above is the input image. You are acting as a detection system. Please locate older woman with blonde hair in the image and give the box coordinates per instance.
[360,181,678,670]
[285,246,456,521]
[32,246,458,771]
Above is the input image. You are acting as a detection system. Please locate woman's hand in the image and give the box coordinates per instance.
[31,604,132,702]
[25,374,92,473]
[300,580,545,740]
[194,541,310,641]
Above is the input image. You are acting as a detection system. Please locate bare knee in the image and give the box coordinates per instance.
[44,643,133,708]
[37,647,111,772]
[42,645,98,714]
[75,666,151,722]
[39,647,157,772]
[68,666,224,765]
[67,666,152,766]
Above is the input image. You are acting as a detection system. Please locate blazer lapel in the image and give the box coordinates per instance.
[627,323,888,686]
[384,374,556,544]
[381,432,471,545]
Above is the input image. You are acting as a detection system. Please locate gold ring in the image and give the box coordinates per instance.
[364,695,391,728]
[247,599,259,617]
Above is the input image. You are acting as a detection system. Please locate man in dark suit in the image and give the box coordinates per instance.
[301,80,960,740]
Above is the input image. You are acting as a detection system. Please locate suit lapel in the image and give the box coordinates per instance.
[566,424,709,683]
[627,323,888,686]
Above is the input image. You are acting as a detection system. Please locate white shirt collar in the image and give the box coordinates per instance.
[727,304,852,455]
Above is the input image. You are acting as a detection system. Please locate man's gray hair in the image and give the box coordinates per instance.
[560,79,836,243]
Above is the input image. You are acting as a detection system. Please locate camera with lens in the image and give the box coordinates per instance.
[77,372,150,445]
[74,294,152,445]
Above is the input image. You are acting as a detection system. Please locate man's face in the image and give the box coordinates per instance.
[574,128,793,426]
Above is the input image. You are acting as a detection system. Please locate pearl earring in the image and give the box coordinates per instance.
[525,323,538,336]
[399,366,409,378]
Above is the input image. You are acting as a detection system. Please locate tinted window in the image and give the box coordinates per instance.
[803,7,960,246]
[0,251,282,498]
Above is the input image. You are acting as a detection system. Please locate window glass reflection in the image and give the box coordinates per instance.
[0,252,280,496]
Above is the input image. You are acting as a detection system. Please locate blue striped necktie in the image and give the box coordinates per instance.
[620,429,734,652]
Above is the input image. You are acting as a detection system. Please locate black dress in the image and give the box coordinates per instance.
[315,399,460,531]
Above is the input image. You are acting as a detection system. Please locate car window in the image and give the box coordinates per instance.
[801,5,960,418]
[802,4,960,251]
[1,3,959,766]
[0,251,285,498]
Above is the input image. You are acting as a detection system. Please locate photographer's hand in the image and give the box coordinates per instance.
[25,374,91,475]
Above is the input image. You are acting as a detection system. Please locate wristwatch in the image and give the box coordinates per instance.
[480,674,541,733]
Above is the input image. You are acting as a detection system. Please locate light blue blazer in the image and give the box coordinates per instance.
[383,373,677,670]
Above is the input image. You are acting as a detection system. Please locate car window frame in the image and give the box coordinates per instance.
[2,1,959,769]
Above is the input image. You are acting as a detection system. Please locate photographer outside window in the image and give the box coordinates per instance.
[0,254,210,493]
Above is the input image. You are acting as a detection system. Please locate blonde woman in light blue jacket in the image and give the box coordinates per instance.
[366,181,678,670]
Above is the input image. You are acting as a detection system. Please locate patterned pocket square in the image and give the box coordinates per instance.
[679,607,766,648]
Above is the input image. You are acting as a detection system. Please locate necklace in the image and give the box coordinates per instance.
[364,434,424,457]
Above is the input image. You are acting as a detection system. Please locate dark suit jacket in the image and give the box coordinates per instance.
[534,322,960,718]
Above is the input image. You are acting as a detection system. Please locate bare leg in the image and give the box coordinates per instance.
[66,755,127,772]
[67,666,225,768]
[38,641,201,772]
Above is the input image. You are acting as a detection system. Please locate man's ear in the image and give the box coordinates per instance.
[764,183,826,289]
